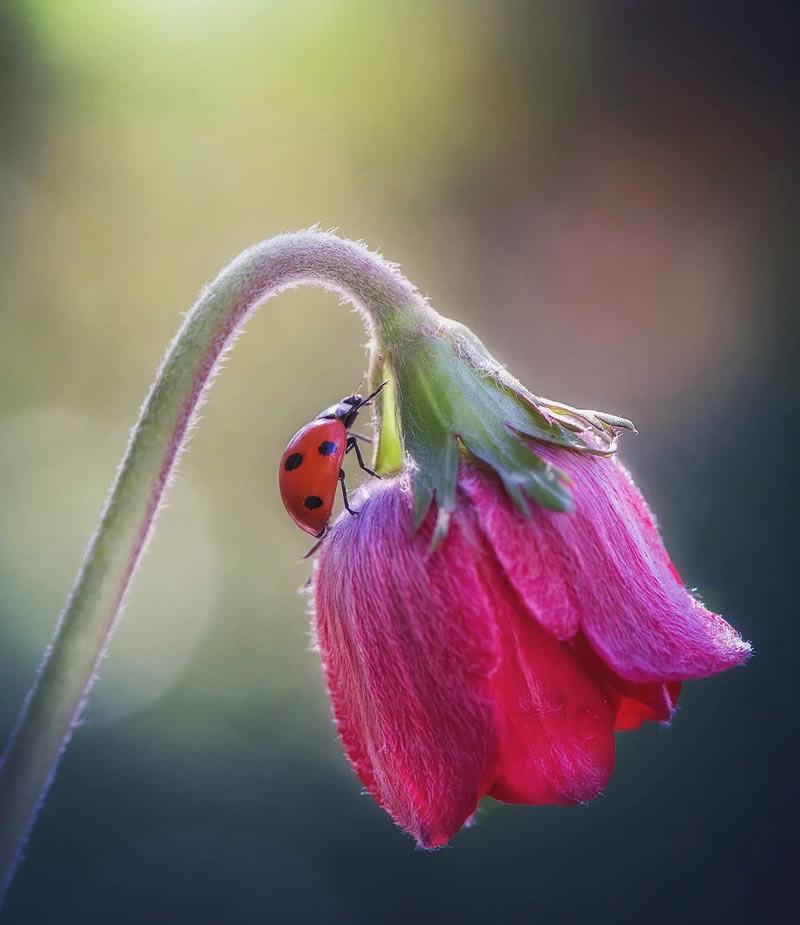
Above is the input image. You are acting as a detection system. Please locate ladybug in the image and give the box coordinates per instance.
[279,383,386,539]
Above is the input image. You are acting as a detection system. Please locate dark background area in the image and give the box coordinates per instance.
[1,1,797,922]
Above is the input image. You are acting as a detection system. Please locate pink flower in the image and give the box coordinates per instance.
[311,446,750,848]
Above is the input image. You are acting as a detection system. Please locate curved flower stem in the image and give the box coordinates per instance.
[0,230,424,901]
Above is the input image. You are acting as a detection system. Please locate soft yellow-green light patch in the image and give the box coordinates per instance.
[0,408,220,724]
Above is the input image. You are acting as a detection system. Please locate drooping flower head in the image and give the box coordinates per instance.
[309,268,750,847]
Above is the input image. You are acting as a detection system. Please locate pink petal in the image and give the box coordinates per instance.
[465,471,581,640]
[610,681,681,731]
[313,479,500,848]
[572,633,681,730]
[475,552,616,805]
[462,453,751,682]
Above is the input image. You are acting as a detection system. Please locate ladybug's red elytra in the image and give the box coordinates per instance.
[279,383,386,540]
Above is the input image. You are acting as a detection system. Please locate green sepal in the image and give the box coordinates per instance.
[370,311,635,544]
[369,354,404,475]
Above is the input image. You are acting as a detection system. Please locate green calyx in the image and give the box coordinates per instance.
[369,307,635,547]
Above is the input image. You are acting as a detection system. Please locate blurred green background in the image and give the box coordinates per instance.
[1,1,796,922]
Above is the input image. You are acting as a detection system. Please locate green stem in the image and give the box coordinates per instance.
[0,230,423,902]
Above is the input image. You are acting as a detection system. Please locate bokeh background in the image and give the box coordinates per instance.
[1,1,797,922]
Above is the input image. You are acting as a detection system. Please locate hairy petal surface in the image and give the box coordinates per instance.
[312,478,500,848]
[462,452,751,682]
[313,476,624,844]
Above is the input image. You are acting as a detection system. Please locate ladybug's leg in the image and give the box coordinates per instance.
[349,432,372,444]
[338,469,358,516]
[302,526,328,560]
[346,435,379,478]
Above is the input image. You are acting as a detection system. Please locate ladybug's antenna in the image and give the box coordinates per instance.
[356,381,387,410]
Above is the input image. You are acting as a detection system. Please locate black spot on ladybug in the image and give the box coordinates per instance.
[318,441,337,456]
[284,453,303,471]
[304,495,324,510]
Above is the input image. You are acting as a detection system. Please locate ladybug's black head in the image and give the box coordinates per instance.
[315,382,387,430]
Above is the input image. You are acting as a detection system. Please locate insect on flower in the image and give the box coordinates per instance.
[279,383,386,538]
[4,230,750,895]
[300,263,751,848]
